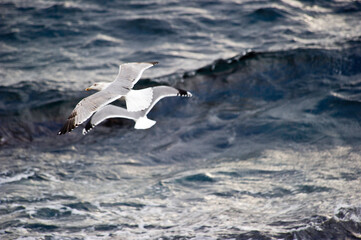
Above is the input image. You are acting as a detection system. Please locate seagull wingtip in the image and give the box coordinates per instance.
[177,88,192,97]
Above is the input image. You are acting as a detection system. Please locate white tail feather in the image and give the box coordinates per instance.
[126,88,153,112]
[134,117,156,129]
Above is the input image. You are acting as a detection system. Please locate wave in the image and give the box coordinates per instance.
[0,171,35,185]
[0,47,361,148]
[281,206,361,240]
[0,201,360,239]
[217,206,361,240]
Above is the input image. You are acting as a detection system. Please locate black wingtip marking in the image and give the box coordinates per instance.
[85,120,93,132]
[83,121,95,135]
[177,88,192,97]
[58,111,79,135]
[57,118,76,135]
[150,61,159,66]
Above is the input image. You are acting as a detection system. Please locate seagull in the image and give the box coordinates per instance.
[58,62,157,135]
[82,86,192,134]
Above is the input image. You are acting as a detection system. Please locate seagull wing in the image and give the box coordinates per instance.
[114,62,158,89]
[58,88,128,135]
[145,86,192,115]
[82,105,141,135]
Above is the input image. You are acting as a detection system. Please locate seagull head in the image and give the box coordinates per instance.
[85,82,110,91]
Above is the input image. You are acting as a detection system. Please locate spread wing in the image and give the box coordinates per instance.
[58,89,127,135]
[145,86,192,115]
[82,105,141,135]
[114,62,158,89]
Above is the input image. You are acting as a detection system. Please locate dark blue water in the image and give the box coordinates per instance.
[1,0,361,239]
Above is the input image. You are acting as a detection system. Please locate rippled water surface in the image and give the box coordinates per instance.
[1,0,361,239]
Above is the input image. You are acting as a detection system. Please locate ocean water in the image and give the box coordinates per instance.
[1,0,361,239]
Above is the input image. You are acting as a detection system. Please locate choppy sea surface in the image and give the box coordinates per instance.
[1,0,361,239]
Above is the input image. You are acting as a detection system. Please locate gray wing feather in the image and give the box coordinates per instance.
[115,62,157,89]
[58,90,126,135]
[83,105,142,134]
[91,105,141,126]
[145,86,192,115]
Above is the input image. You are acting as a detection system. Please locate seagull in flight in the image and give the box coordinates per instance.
[82,86,192,134]
[58,62,157,135]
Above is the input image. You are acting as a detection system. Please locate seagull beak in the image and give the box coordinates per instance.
[85,88,91,91]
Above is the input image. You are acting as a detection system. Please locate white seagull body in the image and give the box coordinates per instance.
[82,86,192,134]
[58,62,157,135]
